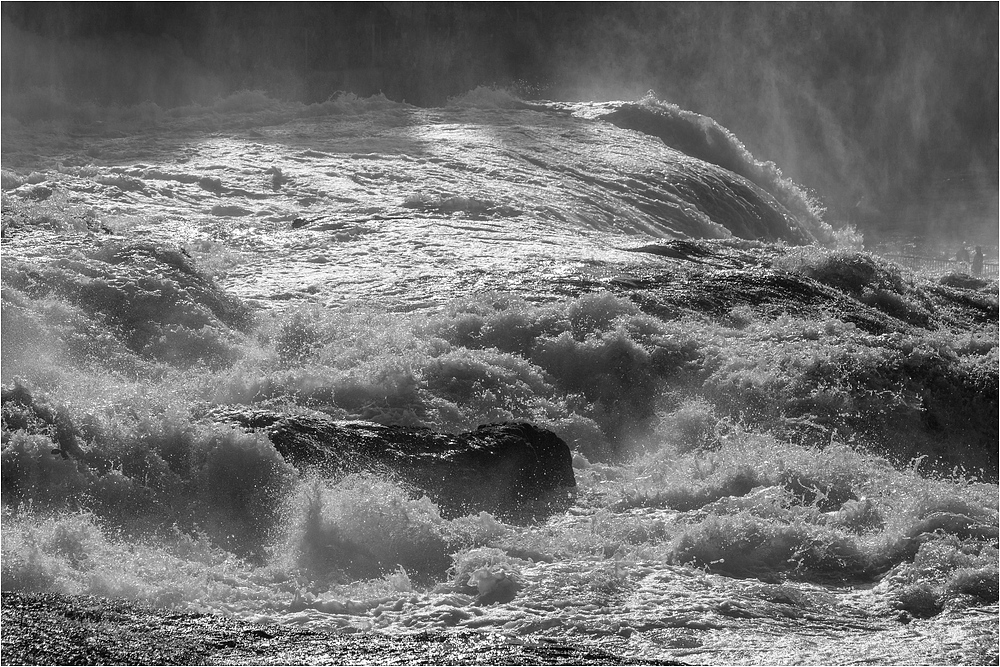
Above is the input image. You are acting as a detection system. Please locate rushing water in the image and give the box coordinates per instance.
[1,90,827,309]
[2,90,997,665]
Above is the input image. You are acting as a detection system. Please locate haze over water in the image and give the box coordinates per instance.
[1,4,997,665]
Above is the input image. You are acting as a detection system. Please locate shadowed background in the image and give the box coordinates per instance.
[2,2,997,245]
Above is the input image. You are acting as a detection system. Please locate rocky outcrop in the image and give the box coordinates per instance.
[207,408,576,519]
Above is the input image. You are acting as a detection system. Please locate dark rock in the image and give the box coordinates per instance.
[207,408,576,519]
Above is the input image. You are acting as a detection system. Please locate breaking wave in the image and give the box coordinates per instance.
[600,92,832,244]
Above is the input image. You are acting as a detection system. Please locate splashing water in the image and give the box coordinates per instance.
[2,89,996,664]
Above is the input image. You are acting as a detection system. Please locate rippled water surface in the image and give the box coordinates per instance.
[3,97,815,310]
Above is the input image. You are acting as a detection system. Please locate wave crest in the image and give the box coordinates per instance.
[600,93,833,244]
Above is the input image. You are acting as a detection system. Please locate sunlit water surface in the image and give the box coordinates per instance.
[2,93,996,665]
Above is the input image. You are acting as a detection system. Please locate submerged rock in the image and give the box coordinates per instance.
[207,408,576,519]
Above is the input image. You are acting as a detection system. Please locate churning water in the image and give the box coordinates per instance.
[2,89,996,664]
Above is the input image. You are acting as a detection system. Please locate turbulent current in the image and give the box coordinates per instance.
[1,90,997,665]
[3,91,826,312]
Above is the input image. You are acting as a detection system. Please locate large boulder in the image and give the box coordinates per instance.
[207,408,576,520]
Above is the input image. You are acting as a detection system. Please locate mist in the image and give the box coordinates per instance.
[2,2,996,245]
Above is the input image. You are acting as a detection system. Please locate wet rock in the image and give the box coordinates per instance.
[207,408,576,519]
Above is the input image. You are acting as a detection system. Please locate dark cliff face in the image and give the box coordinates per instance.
[207,407,577,520]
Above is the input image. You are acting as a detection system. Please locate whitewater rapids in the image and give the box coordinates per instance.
[1,90,996,665]
[1,90,824,311]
